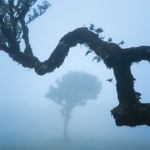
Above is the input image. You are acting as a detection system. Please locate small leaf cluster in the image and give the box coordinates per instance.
[27,0,51,23]
[92,56,102,63]
[88,24,125,46]
[118,40,125,46]
[89,23,104,35]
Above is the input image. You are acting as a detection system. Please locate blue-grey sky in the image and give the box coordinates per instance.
[0,0,150,149]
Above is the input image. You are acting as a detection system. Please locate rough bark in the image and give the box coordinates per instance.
[111,103,150,126]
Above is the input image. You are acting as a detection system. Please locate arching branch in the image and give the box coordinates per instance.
[1,24,150,126]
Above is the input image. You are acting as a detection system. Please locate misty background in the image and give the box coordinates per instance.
[0,0,150,149]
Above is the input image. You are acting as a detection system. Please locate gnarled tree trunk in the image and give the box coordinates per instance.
[1,24,150,126]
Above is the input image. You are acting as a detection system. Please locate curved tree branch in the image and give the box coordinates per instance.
[1,25,150,126]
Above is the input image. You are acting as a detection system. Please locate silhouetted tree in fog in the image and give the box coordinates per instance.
[45,71,102,140]
[1,0,150,126]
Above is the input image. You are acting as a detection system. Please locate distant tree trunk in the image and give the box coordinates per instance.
[62,107,72,141]
[63,117,70,140]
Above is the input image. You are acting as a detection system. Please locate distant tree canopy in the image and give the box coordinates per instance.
[45,71,101,106]
[45,71,102,140]
[1,0,150,127]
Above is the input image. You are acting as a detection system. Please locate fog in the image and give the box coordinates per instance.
[0,0,150,150]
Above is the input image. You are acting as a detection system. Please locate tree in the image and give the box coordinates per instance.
[1,0,150,126]
[45,71,102,140]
